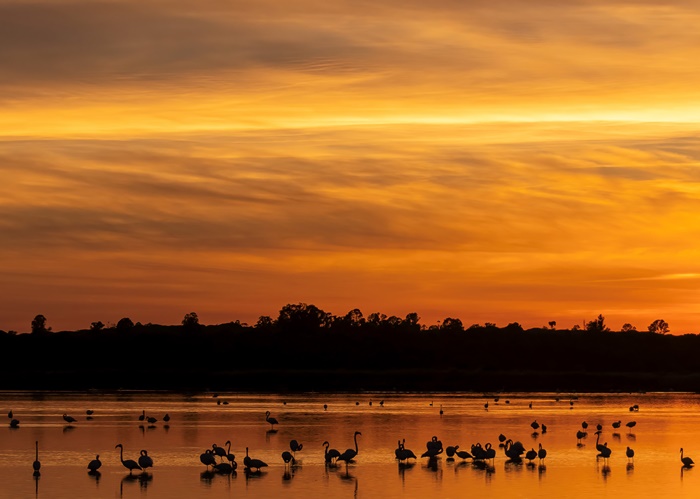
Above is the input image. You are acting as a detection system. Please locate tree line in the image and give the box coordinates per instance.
[0,304,691,392]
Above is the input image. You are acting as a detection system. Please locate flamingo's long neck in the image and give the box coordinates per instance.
[35,442,38,461]
[227,442,231,454]
[119,446,124,463]
[354,433,359,453]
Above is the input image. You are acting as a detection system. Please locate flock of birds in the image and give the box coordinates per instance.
[12,398,698,482]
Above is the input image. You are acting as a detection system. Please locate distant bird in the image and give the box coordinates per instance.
[681,448,694,467]
[213,462,233,474]
[581,421,589,431]
[531,420,540,430]
[369,400,373,406]
[200,449,217,470]
[33,441,41,474]
[612,421,621,429]
[290,440,303,456]
[396,439,417,462]
[87,455,102,472]
[456,449,472,460]
[337,431,361,466]
[138,450,153,470]
[498,434,507,445]
[86,410,94,416]
[538,443,547,463]
[529,402,533,409]
[439,405,444,416]
[380,400,384,407]
[626,421,637,432]
[163,414,170,422]
[115,444,142,474]
[323,441,340,464]
[138,410,145,422]
[355,402,359,406]
[484,402,489,410]
[7,410,12,419]
[542,424,548,434]
[244,447,268,472]
[323,404,328,411]
[576,430,586,445]
[505,400,510,404]
[626,447,634,462]
[525,448,537,463]
[596,423,603,432]
[10,418,19,428]
[63,414,77,424]
[224,440,235,464]
[485,443,496,460]
[595,431,606,455]
[212,444,226,461]
[494,397,500,403]
[281,451,294,465]
[146,416,157,424]
[265,411,278,429]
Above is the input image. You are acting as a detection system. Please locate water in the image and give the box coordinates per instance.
[2,391,700,498]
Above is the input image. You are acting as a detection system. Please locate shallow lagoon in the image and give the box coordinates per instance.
[2,392,700,498]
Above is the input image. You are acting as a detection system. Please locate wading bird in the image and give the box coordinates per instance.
[138,450,153,470]
[681,448,694,467]
[244,447,268,472]
[265,411,278,429]
[87,455,102,472]
[323,441,340,464]
[626,447,634,462]
[200,449,217,470]
[115,444,142,474]
[337,431,361,466]
[63,414,76,424]
[33,441,41,475]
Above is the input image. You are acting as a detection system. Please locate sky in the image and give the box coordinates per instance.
[2,0,700,333]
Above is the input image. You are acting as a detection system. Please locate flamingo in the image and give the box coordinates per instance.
[87,455,102,472]
[10,418,19,428]
[86,410,94,416]
[224,440,235,464]
[138,450,153,470]
[626,421,637,432]
[63,414,77,424]
[498,434,507,446]
[323,404,328,411]
[456,449,472,460]
[439,405,444,416]
[531,420,540,431]
[7,410,12,419]
[485,443,496,461]
[581,421,588,432]
[213,462,233,474]
[323,441,341,464]
[445,445,457,458]
[681,448,694,467]
[115,444,142,474]
[200,449,217,470]
[265,411,278,429]
[576,430,586,445]
[146,416,157,424]
[594,431,606,454]
[596,423,603,432]
[525,448,537,463]
[281,451,294,466]
[397,439,417,462]
[484,402,489,410]
[626,447,634,462]
[612,421,621,429]
[538,443,547,463]
[163,414,170,422]
[138,410,145,422]
[244,447,268,472]
[212,444,226,462]
[33,441,41,474]
[541,424,547,434]
[290,439,303,457]
[337,431,361,466]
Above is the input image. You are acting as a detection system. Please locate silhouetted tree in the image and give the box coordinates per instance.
[182,312,200,331]
[116,317,134,331]
[548,321,556,330]
[255,315,274,329]
[648,319,669,334]
[31,314,49,334]
[621,323,637,333]
[404,313,421,332]
[585,314,610,333]
[440,317,463,333]
[277,303,330,331]
[90,321,105,332]
[571,324,581,331]
[504,322,523,333]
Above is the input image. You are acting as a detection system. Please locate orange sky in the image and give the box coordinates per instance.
[2,0,700,333]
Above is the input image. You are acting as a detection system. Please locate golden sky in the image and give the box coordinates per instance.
[3,0,700,332]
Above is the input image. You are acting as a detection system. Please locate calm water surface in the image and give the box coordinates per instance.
[2,392,700,498]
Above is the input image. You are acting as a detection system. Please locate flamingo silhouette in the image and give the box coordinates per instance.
[200,449,217,470]
[538,443,547,463]
[290,439,303,457]
[626,446,634,462]
[224,440,235,464]
[281,451,294,466]
[138,450,153,470]
[212,444,226,462]
[396,439,416,462]
[681,448,694,467]
[626,421,637,432]
[576,430,586,445]
[138,410,145,422]
[337,431,361,466]
[323,441,340,464]
[612,421,621,429]
[213,462,233,474]
[265,411,278,429]
[244,447,268,472]
[163,414,170,422]
[63,414,77,424]
[115,444,142,474]
[87,455,102,472]
[526,448,537,463]
[33,441,41,475]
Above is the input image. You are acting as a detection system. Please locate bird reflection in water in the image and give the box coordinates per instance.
[33,472,39,499]
[423,456,440,473]
[627,433,637,441]
[200,470,215,485]
[627,462,634,474]
[62,425,76,434]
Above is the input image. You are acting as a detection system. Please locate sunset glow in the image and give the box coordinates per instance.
[3,0,700,332]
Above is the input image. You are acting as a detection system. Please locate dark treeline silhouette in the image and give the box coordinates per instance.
[0,306,697,392]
